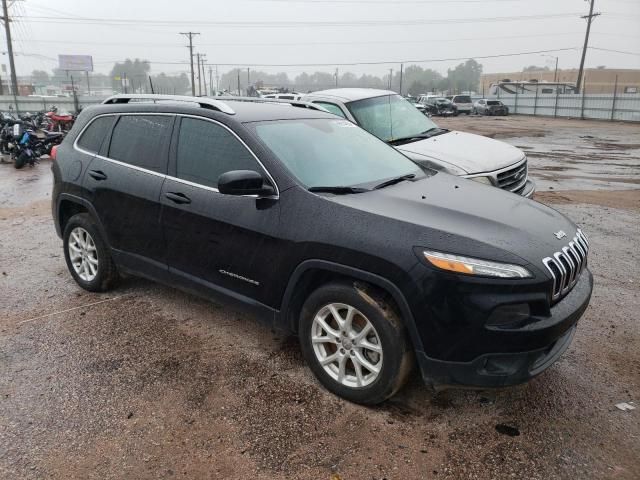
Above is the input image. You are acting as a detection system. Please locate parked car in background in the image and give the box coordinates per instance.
[303,89,535,197]
[447,95,473,115]
[405,96,428,114]
[263,92,304,101]
[417,95,458,117]
[52,94,591,404]
[473,99,509,116]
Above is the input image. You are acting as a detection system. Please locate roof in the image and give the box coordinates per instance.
[98,94,336,122]
[303,88,396,102]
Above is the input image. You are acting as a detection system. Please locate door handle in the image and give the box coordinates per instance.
[165,192,191,205]
[88,170,107,181]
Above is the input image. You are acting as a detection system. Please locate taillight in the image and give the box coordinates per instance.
[50,145,58,160]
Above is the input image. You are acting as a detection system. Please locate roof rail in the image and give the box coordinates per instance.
[102,94,235,115]
[216,96,329,113]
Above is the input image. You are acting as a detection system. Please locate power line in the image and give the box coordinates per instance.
[14,13,583,28]
[16,31,587,48]
[590,47,640,56]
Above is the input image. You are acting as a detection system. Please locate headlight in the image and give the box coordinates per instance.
[423,250,532,278]
[469,176,493,186]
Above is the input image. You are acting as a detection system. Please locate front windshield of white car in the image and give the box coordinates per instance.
[346,94,438,143]
[252,118,425,189]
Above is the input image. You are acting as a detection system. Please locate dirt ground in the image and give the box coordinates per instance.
[1,115,639,480]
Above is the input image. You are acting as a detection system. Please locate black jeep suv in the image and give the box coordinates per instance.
[52,94,593,404]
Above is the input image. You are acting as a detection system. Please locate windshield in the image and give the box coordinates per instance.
[346,94,438,143]
[251,118,424,189]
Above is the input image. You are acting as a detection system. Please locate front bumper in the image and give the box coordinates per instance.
[416,269,593,388]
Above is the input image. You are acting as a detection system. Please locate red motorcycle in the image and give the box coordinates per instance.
[44,106,75,132]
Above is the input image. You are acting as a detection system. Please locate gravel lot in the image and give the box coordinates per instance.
[1,115,639,479]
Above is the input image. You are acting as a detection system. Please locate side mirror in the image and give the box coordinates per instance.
[217,170,275,197]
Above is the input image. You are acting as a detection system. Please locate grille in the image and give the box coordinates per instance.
[497,160,528,192]
[542,229,589,300]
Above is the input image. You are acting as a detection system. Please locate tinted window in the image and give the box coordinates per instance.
[109,115,172,172]
[454,96,472,103]
[176,118,261,189]
[279,95,294,100]
[77,116,115,153]
[487,101,501,105]
[314,102,346,118]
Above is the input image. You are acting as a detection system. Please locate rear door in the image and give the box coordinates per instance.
[160,115,281,306]
[84,113,174,272]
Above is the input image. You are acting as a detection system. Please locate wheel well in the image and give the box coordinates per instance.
[58,200,89,232]
[285,268,400,333]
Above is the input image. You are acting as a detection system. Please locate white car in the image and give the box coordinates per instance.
[302,88,535,197]
[263,92,304,101]
[447,94,474,115]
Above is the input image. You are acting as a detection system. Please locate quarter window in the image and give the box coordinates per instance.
[176,118,261,189]
[313,102,347,118]
[77,116,115,153]
[108,115,172,172]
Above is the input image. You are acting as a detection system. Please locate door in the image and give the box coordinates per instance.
[84,114,174,270]
[160,116,281,306]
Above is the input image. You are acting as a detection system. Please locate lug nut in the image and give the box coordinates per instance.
[339,348,345,354]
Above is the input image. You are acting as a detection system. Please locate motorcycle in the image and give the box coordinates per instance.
[44,106,75,132]
[12,128,64,169]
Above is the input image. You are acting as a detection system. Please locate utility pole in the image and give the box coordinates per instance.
[200,54,207,96]
[389,68,393,90]
[209,67,213,95]
[237,69,241,95]
[247,68,250,90]
[2,0,19,111]
[399,63,404,96]
[180,32,200,96]
[576,0,599,94]
[195,54,202,95]
[335,68,338,87]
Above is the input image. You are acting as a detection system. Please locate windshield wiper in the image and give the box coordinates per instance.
[387,128,449,145]
[308,186,369,194]
[373,174,416,190]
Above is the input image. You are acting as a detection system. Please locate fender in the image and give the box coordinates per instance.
[55,193,108,241]
[277,259,425,353]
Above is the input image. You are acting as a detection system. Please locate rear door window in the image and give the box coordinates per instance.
[175,117,262,189]
[77,115,116,153]
[108,115,173,173]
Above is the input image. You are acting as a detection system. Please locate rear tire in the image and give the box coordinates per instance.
[63,213,119,292]
[299,281,414,405]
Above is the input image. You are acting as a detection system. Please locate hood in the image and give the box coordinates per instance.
[329,172,577,269]
[397,130,525,175]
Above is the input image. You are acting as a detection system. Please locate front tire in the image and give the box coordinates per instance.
[63,213,119,292]
[299,282,414,405]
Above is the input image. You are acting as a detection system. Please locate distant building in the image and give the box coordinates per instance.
[481,68,640,95]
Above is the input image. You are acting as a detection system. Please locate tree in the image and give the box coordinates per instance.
[109,59,151,92]
[446,59,483,93]
[523,65,550,72]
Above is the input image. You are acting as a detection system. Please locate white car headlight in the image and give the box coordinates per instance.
[423,250,532,278]
[469,176,493,186]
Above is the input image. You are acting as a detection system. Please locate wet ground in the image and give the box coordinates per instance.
[1,116,639,479]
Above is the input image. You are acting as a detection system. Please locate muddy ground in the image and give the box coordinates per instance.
[1,116,639,479]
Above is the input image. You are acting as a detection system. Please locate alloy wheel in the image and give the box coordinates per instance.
[68,227,99,282]
[311,303,383,388]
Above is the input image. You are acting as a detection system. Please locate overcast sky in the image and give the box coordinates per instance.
[3,0,639,79]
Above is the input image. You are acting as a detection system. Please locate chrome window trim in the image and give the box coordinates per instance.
[73,112,280,199]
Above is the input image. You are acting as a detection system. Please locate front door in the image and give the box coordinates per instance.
[160,116,281,306]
